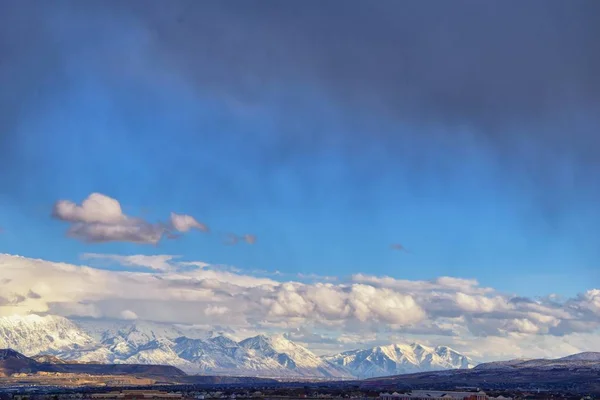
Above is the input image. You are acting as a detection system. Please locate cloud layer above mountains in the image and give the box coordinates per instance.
[1,252,599,360]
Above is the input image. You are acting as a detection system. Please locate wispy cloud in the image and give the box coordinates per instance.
[223,233,258,246]
[243,234,257,245]
[391,243,409,252]
[81,253,180,272]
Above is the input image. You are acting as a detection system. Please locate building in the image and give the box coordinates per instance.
[90,391,182,400]
[380,391,489,400]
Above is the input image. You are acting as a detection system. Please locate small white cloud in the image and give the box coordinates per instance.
[243,234,257,244]
[170,212,209,233]
[120,309,138,320]
[204,305,229,316]
[52,194,215,245]
[53,193,125,224]
[53,193,167,245]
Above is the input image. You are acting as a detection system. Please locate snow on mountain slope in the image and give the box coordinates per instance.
[473,358,533,370]
[0,315,95,356]
[474,353,600,371]
[58,347,117,364]
[434,346,474,369]
[239,335,350,377]
[175,336,281,375]
[0,314,471,378]
[559,352,600,361]
[173,337,235,372]
[323,343,473,378]
[58,320,346,376]
[119,338,195,370]
[241,335,318,368]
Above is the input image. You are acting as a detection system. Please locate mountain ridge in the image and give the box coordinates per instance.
[0,314,471,378]
[473,352,600,371]
[323,342,473,378]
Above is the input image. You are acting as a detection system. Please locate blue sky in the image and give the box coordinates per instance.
[1,73,597,297]
[1,0,600,359]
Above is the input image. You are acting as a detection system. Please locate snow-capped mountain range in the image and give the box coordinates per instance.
[0,314,473,378]
[324,343,474,378]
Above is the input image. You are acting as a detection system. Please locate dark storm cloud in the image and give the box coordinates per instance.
[143,0,600,125]
[2,1,599,130]
[0,2,70,185]
[2,0,600,208]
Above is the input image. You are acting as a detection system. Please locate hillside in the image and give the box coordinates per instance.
[473,352,600,370]
[0,349,40,377]
[362,353,600,394]
[0,348,185,378]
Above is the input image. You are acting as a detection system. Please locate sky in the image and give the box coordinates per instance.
[1,0,600,360]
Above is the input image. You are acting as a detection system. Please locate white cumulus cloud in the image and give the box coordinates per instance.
[1,253,600,360]
[52,193,208,245]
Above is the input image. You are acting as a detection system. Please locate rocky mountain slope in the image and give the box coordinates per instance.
[0,349,39,376]
[0,314,473,378]
[0,349,184,378]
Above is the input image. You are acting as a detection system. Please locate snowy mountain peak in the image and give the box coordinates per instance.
[411,342,433,351]
[323,341,473,378]
[208,335,238,348]
[0,314,95,356]
[0,314,471,378]
[239,334,294,351]
[239,334,270,349]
